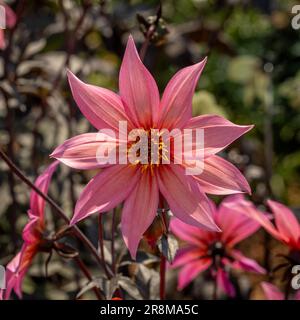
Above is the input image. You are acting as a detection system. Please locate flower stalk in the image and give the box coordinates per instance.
[159,198,168,300]
[98,214,111,279]
[74,256,103,300]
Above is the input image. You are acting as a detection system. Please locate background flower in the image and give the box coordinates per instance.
[0,161,58,300]
[261,282,300,300]
[170,195,265,296]
[239,200,300,251]
[0,1,16,49]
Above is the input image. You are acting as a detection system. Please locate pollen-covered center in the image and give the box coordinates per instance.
[127,129,169,173]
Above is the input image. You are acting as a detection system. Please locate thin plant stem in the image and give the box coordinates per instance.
[212,275,218,300]
[111,208,117,274]
[139,3,162,62]
[98,214,111,278]
[159,201,168,300]
[159,254,166,300]
[263,71,274,273]
[139,37,150,62]
[74,256,103,300]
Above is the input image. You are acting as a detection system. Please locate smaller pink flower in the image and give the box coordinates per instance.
[261,282,300,300]
[170,195,265,296]
[240,199,300,251]
[0,161,58,300]
[0,2,17,50]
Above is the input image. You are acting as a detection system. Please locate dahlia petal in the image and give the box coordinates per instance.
[178,259,211,290]
[230,250,266,274]
[6,252,21,274]
[29,161,59,220]
[261,282,284,300]
[50,133,120,170]
[171,246,205,268]
[119,35,160,128]
[22,217,39,244]
[170,217,210,246]
[4,4,17,28]
[121,171,159,259]
[194,155,251,195]
[2,253,22,300]
[184,115,253,157]
[216,268,236,298]
[2,273,19,300]
[0,5,18,50]
[67,70,132,131]
[0,30,5,50]
[159,58,207,130]
[225,197,285,243]
[217,195,261,247]
[72,165,140,225]
[10,270,25,299]
[267,200,300,248]
[157,165,220,232]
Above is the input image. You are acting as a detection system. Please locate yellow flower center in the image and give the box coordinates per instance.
[127,129,170,174]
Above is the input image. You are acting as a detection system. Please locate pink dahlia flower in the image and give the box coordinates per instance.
[239,199,300,251]
[0,161,58,300]
[0,2,16,49]
[170,195,265,295]
[261,282,300,300]
[51,36,253,258]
